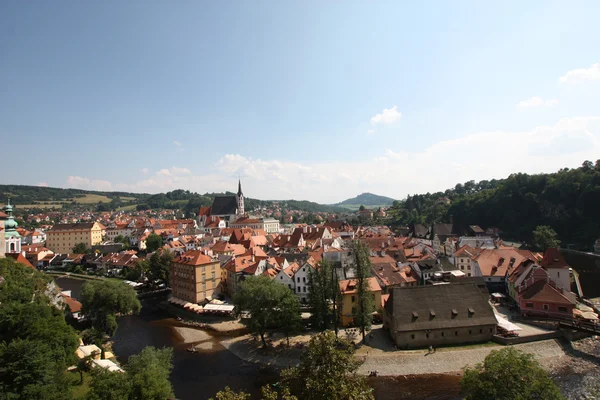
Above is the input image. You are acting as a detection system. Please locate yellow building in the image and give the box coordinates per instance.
[338,277,382,327]
[170,250,221,303]
[45,222,104,254]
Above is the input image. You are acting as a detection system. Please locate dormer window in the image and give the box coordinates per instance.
[451,309,458,318]
[429,310,436,318]
[468,308,475,317]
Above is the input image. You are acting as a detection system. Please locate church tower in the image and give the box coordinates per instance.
[4,199,21,254]
[236,179,245,216]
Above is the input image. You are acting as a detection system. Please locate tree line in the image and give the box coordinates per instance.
[388,160,600,248]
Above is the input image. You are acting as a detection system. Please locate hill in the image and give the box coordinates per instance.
[335,192,395,210]
[387,160,600,249]
[0,184,348,215]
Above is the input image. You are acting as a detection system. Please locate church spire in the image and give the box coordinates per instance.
[237,179,243,196]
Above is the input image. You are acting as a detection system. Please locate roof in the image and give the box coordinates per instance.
[432,223,454,237]
[174,250,217,266]
[210,196,238,216]
[520,280,574,305]
[48,223,97,231]
[6,253,34,268]
[540,248,570,269]
[339,277,381,294]
[474,248,536,277]
[414,258,457,273]
[62,294,82,313]
[372,262,416,287]
[385,283,497,332]
[469,225,485,234]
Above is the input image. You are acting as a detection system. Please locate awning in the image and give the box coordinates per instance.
[491,293,507,299]
[203,304,235,312]
[495,314,522,331]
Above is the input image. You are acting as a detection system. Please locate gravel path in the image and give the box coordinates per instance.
[358,339,565,375]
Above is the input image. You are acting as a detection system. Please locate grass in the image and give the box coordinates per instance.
[120,196,137,201]
[117,204,138,211]
[74,194,113,204]
[64,370,92,399]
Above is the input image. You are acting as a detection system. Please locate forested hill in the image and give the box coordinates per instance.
[335,192,395,208]
[388,160,600,249]
[0,185,347,215]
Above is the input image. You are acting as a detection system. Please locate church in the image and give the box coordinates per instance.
[1,199,22,259]
[198,180,245,230]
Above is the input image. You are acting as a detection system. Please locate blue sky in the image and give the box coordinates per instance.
[1,1,600,203]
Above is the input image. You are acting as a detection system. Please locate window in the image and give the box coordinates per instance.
[526,302,534,308]
[297,277,300,283]
[280,276,283,280]
[558,306,568,313]
[467,265,471,270]
[543,304,549,311]
[479,329,483,334]
[411,334,415,339]
[469,330,472,335]
[351,296,355,303]
[441,332,444,337]
[425,333,429,338]
[303,287,306,292]
[489,328,492,333]
[288,284,291,289]
[303,277,306,283]
[557,271,560,278]
[455,331,458,336]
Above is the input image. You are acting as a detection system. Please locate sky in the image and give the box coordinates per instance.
[1,1,600,204]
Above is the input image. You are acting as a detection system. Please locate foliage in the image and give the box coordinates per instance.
[308,259,338,332]
[388,161,600,248]
[210,386,251,400]
[86,347,174,400]
[279,332,373,400]
[86,368,131,400]
[461,347,564,400]
[113,235,131,250]
[72,242,90,255]
[532,225,561,251]
[352,241,375,343]
[210,385,297,400]
[233,276,301,348]
[146,250,173,285]
[276,293,303,347]
[336,192,395,207]
[0,258,79,399]
[80,280,141,335]
[145,233,163,253]
[126,347,175,400]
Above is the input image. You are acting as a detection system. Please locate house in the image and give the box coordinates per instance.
[371,262,416,292]
[230,216,280,234]
[170,250,221,303]
[519,279,575,319]
[358,208,374,220]
[22,244,54,268]
[338,277,382,327]
[291,258,317,304]
[471,248,536,291]
[539,248,571,291]
[61,291,83,320]
[45,222,104,254]
[383,283,497,349]
[410,258,458,282]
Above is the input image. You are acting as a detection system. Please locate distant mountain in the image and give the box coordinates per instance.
[335,192,395,209]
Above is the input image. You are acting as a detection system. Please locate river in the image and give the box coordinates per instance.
[55,277,461,400]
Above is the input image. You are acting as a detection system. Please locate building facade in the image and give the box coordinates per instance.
[170,250,221,303]
[45,222,104,254]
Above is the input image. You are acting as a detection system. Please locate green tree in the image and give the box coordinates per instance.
[234,276,301,348]
[279,331,373,400]
[146,250,173,285]
[210,385,297,400]
[308,259,334,332]
[127,347,175,400]
[72,242,89,254]
[86,368,131,400]
[145,233,163,253]
[352,241,375,343]
[277,293,303,347]
[532,225,561,251]
[210,387,251,400]
[461,347,563,400]
[359,205,365,211]
[80,280,141,335]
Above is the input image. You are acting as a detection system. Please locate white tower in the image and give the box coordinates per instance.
[236,180,245,216]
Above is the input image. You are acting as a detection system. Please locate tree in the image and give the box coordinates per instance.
[352,241,375,343]
[532,225,561,251]
[146,250,173,285]
[308,259,335,332]
[86,368,131,400]
[145,233,163,253]
[126,347,175,400]
[77,354,94,384]
[210,387,251,400]
[210,385,297,400]
[279,332,373,400]
[277,293,303,347]
[234,276,301,348]
[461,347,563,400]
[72,242,90,254]
[80,280,141,335]
[359,205,365,211]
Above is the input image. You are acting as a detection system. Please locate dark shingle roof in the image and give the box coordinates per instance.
[415,258,456,272]
[210,196,237,216]
[385,283,497,332]
[49,223,96,231]
[432,223,454,236]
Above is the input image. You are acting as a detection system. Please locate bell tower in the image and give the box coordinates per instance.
[236,180,245,216]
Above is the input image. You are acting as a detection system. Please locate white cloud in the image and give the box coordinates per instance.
[370,105,402,125]
[367,129,375,135]
[37,182,49,187]
[61,117,600,203]
[173,140,182,146]
[140,168,149,175]
[559,62,600,84]
[517,96,559,109]
[66,176,112,191]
